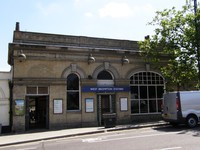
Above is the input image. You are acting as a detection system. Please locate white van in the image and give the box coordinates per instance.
[162,91,200,128]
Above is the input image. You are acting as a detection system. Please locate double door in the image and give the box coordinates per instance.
[97,94,115,126]
[25,96,49,130]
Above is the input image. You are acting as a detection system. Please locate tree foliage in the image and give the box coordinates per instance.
[138,1,200,91]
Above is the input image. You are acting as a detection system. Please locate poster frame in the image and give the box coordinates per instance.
[53,99,63,114]
[14,99,25,116]
[120,97,128,111]
[85,98,94,113]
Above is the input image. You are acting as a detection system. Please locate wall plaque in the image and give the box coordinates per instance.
[53,99,63,114]
[85,98,94,112]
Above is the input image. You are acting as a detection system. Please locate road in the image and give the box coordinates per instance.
[1,125,200,150]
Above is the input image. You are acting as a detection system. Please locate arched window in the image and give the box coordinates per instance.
[97,70,113,80]
[67,73,80,110]
[97,70,114,87]
[130,72,164,114]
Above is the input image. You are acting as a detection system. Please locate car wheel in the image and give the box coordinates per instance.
[186,115,197,128]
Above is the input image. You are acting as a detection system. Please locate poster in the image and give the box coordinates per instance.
[54,99,63,114]
[85,98,94,112]
[120,97,128,111]
[15,99,25,115]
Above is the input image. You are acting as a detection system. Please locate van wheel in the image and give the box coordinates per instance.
[186,115,197,128]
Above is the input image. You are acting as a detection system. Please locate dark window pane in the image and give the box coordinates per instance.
[157,86,164,98]
[148,86,156,98]
[97,70,113,80]
[38,87,48,94]
[140,86,147,99]
[67,74,79,90]
[149,100,156,112]
[27,87,37,94]
[131,100,139,113]
[140,100,148,113]
[67,92,79,110]
[130,86,139,99]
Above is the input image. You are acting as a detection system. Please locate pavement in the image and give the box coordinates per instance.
[0,121,168,147]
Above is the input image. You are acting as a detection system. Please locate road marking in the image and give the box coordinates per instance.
[154,147,182,150]
[16,147,38,150]
[82,132,180,143]
[82,138,102,143]
[98,133,126,139]
[82,133,126,143]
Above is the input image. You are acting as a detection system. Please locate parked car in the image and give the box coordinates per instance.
[162,91,200,128]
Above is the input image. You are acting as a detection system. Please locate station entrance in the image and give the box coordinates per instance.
[25,96,49,130]
[97,94,115,126]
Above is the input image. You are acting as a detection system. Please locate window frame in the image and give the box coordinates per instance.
[97,70,114,87]
[66,73,81,111]
[26,86,49,95]
[130,71,164,115]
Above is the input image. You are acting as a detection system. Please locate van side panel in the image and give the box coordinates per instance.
[180,91,200,119]
[162,92,178,121]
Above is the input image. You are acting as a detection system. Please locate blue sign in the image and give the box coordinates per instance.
[82,86,130,92]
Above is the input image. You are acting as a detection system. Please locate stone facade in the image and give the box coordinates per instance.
[8,23,167,132]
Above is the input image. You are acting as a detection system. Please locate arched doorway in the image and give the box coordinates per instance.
[97,70,115,126]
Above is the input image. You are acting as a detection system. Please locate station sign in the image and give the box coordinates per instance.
[82,86,130,92]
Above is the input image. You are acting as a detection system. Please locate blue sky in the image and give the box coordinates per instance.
[1,0,186,71]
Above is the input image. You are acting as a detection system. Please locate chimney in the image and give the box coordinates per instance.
[15,22,20,31]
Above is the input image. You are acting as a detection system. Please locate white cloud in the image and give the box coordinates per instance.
[98,2,155,19]
[98,2,132,18]
[85,12,94,17]
[74,0,92,6]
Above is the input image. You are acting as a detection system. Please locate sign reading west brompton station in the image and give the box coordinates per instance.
[82,86,130,92]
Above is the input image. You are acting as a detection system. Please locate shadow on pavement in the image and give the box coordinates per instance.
[152,124,200,137]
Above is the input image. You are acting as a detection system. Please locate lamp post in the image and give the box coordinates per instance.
[194,0,200,88]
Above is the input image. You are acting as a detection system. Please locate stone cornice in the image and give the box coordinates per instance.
[13,31,139,51]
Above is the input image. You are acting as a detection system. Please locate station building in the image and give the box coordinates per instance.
[8,23,166,132]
